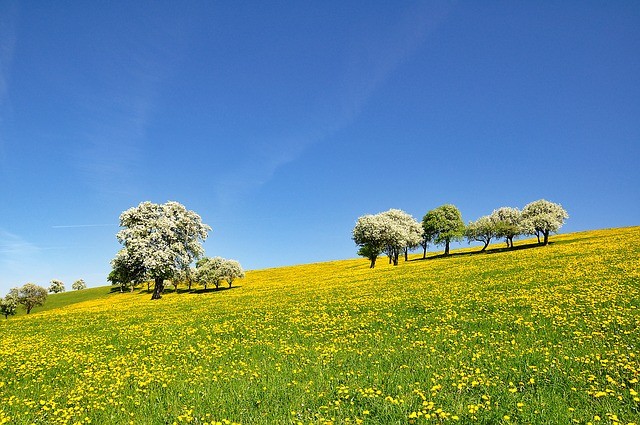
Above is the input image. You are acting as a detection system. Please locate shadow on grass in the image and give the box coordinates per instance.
[411,242,549,261]
[188,286,242,294]
[109,286,242,295]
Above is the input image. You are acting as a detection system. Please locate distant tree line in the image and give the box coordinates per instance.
[1,278,88,319]
[353,199,568,268]
[107,201,244,299]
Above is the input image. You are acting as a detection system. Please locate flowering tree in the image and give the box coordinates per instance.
[219,259,245,288]
[490,207,522,248]
[465,215,497,251]
[72,279,87,291]
[114,201,211,300]
[48,279,65,293]
[1,288,19,319]
[422,204,465,255]
[353,209,423,267]
[353,214,387,268]
[108,249,146,292]
[18,283,47,314]
[521,199,568,245]
[195,256,225,289]
[379,209,423,265]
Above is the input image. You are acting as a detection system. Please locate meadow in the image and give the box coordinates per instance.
[0,227,638,425]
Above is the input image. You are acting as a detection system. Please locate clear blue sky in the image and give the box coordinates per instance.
[1,1,638,294]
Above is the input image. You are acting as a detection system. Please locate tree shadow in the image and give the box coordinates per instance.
[411,242,549,261]
[188,286,242,295]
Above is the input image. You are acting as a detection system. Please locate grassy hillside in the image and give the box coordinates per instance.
[0,227,638,425]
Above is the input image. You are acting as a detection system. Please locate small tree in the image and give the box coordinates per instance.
[18,283,48,314]
[1,288,19,319]
[220,259,245,288]
[465,216,497,252]
[108,249,145,292]
[521,199,568,245]
[422,204,465,255]
[72,279,87,291]
[490,207,521,248]
[49,279,65,293]
[195,257,225,289]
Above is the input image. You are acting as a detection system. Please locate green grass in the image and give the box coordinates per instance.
[14,285,117,316]
[0,227,639,425]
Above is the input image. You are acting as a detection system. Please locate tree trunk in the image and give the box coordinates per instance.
[404,247,408,262]
[369,257,377,268]
[543,231,549,245]
[130,283,134,293]
[151,277,164,300]
[508,237,513,248]
[423,245,427,259]
[481,241,489,251]
[444,240,450,255]
[536,231,541,244]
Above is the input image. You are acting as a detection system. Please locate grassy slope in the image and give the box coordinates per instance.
[14,286,118,316]
[0,227,638,425]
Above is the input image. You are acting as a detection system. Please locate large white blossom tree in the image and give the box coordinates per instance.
[353,209,423,267]
[114,201,211,300]
[380,209,423,265]
[521,199,568,245]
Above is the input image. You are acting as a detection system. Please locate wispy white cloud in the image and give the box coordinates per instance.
[217,2,451,204]
[52,224,116,229]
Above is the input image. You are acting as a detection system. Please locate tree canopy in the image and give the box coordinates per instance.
[18,283,47,314]
[465,215,497,252]
[490,207,522,248]
[48,279,65,294]
[72,279,87,291]
[422,205,465,255]
[521,199,569,245]
[353,209,423,267]
[114,201,211,299]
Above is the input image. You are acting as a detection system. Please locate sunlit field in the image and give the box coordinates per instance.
[1,227,638,425]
